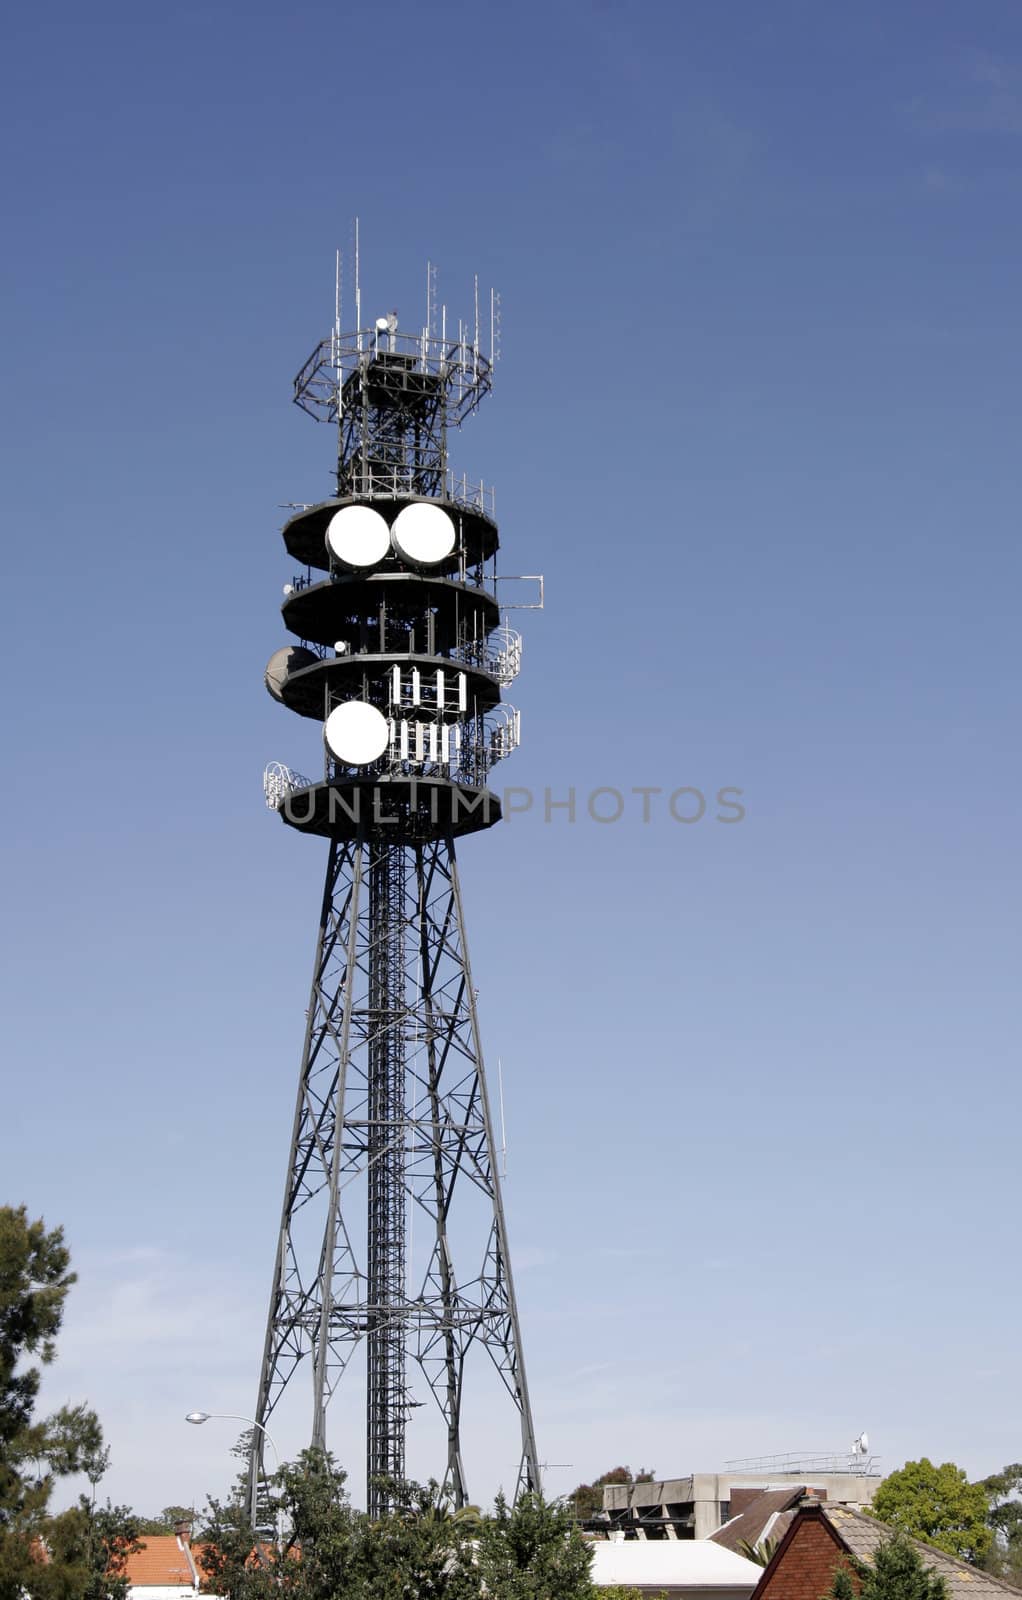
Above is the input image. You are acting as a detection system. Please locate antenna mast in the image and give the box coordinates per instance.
[254,233,538,1521]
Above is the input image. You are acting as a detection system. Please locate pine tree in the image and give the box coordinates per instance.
[827,1568,857,1600]
[0,1206,140,1600]
[824,1535,948,1600]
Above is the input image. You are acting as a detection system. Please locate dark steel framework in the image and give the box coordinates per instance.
[253,284,538,1520]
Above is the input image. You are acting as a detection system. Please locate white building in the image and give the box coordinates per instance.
[590,1537,762,1600]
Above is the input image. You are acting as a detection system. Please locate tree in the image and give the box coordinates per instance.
[1,1206,79,1499]
[44,1499,143,1600]
[198,1455,594,1600]
[349,1476,482,1600]
[870,1459,991,1564]
[567,1467,655,1522]
[199,1450,481,1600]
[0,1205,139,1600]
[824,1533,948,1600]
[477,1492,593,1600]
[827,1568,857,1600]
[136,1507,197,1537]
[981,1464,1022,1584]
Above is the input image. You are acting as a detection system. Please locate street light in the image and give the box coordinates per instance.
[185,1411,280,1535]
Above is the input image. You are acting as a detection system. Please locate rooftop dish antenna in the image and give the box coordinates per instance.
[849,1432,871,1473]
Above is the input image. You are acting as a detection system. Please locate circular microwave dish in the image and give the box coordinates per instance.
[326,505,391,569]
[391,502,456,566]
[265,645,319,702]
[324,700,390,765]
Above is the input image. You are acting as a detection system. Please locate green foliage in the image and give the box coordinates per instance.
[597,1588,663,1600]
[1,1205,78,1512]
[826,1567,857,1600]
[566,1467,655,1522]
[198,1456,594,1600]
[476,1492,593,1600]
[737,1534,780,1567]
[853,1533,947,1600]
[870,1459,991,1564]
[136,1506,197,1537]
[200,1451,480,1600]
[981,1463,1022,1584]
[0,1206,137,1600]
[352,1477,482,1600]
[44,1500,143,1600]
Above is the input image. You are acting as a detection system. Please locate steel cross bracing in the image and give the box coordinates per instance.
[250,832,539,1519]
[293,326,493,503]
[337,361,446,501]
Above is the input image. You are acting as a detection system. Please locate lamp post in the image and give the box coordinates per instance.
[185,1411,280,1534]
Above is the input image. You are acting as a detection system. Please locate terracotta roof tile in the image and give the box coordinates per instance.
[124,1537,203,1589]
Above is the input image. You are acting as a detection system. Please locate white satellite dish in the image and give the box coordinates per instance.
[324,701,389,765]
[326,505,391,570]
[391,502,456,567]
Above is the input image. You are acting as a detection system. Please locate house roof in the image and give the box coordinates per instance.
[753,1502,1022,1600]
[712,1489,808,1555]
[824,1506,1022,1600]
[591,1539,763,1591]
[124,1537,202,1589]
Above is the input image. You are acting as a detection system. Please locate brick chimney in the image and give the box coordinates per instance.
[173,1520,198,1592]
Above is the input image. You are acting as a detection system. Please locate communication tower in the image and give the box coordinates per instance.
[253,242,540,1519]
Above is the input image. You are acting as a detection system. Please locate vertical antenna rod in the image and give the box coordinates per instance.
[354,217,362,349]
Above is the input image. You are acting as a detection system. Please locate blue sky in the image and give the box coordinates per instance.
[3,0,1021,1516]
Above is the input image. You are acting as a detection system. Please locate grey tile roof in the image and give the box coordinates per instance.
[825,1506,1022,1600]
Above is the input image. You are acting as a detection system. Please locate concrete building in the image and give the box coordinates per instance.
[602,1457,882,1540]
[591,1537,763,1600]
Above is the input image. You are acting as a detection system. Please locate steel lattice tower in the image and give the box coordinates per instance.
[253,255,539,1519]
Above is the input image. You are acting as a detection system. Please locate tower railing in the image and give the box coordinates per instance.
[304,465,495,515]
[723,1451,882,1477]
[295,326,493,426]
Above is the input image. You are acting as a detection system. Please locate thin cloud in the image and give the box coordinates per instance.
[906,51,1022,136]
